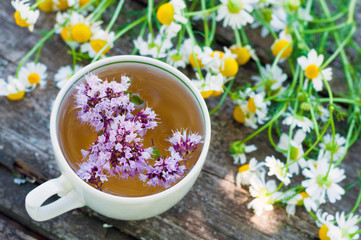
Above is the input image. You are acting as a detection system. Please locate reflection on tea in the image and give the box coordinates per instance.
[57,64,204,197]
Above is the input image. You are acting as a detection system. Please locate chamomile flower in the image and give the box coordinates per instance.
[233,88,270,128]
[271,30,293,59]
[319,133,346,162]
[236,158,264,187]
[316,104,330,122]
[297,49,333,92]
[327,212,360,240]
[252,64,287,96]
[56,11,102,46]
[316,210,336,240]
[166,39,193,68]
[157,0,187,39]
[277,129,307,175]
[302,156,345,204]
[53,0,76,11]
[81,30,115,58]
[282,109,314,133]
[230,44,257,65]
[216,0,256,29]
[54,65,82,89]
[189,46,214,69]
[18,62,47,90]
[219,47,239,77]
[230,141,257,164]
[11,0,40,32]
[265,155,292,185]
[133,33,173,58]
[0,76,26,101]
[248,172,282,216]
[284,191,303,216]
[251,6,287,38]
[192,72,224,99]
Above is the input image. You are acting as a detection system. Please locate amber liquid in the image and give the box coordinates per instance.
[57,63,204,197]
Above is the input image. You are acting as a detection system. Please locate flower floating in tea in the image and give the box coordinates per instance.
[75,73,202,190]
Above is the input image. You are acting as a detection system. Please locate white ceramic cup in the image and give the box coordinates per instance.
[25,55,211,222]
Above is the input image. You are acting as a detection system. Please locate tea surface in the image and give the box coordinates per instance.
[57,63,204,197]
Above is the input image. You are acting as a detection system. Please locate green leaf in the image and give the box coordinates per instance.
[152,147,161,159]
[130,94,143,105]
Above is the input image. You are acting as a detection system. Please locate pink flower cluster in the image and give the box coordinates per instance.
[75,74,202,190]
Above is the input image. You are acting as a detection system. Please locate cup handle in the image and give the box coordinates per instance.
[25,175,85,221]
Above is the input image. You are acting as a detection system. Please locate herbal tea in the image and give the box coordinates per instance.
[57,64,204,197]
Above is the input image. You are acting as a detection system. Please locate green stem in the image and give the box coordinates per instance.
[185,21,203,80]
[334,118,355,167]
[233,28,242,46]
[33,43,43,63]
[209,78,234,115]
[91,0,111,21]
[346,184,361,218]
[321,24,356,68]
[309,11,346,23]
[240,104,287,144]
[303,22,348,34]
[92,16,147,62]
[105,0,125,32]
[30,0,45,10]
[347,0,358,24]
[147,0,154,42]
[184,5,221,16]
[200,0,210,46]
[16,28,57,77]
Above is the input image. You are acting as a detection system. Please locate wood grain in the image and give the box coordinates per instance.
[0,1,360,240]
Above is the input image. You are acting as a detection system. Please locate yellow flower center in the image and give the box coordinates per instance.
[258,187,272,204]
[60,27,70,41]
[55,0,70,11]
[220,57,239,77]
[230,45,251,65]
[272,39,293,59]
[189,53,204,69]
[71,23,92,43]
[233,105,246,123]
[200,90,213,99]
[210,50,224,59]
[79,0,91,7]
[319,224,331,240]
[14,11,31,27]
[7,91,25,101]
[90,39,110,54]
[28,73,41,85]
[238,164,250,173]
[247,97,256,113]
[37,0,54,12]
[227,0,243,14]
[156,3,174,25]
[296,191,309,206]
[305,64,320,79]
[211,90,223,97]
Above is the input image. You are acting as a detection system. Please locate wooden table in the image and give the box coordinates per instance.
[1,1,360,239]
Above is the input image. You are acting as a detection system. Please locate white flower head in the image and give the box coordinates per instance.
[11,0,39,32]
[251,5,287,38]
[327,212,360,240]
[265,155,292,185]
[277,129,307,175]
[0,76,26,100]
[133,33,173,59]
[282,109,314,133]
[18,62,47,90]
[297,49,333,92]
[54,65,82,89]
[248,172,282,216]
[216,0,256,29]
[81,29,115,58]
[302,155,345,204]
[166,39,193,69]
[319,133,347,162]
[157,0,187,39]
[230,141,257,164]
[236,158,264,186]
[252,64,287,96]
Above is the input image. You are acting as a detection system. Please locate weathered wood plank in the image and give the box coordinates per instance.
[0,1,360,240]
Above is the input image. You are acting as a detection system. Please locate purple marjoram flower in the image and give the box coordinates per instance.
[140,150,186,188]
[168,130,203,157]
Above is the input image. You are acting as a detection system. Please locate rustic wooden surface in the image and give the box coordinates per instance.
[1,1,360,239]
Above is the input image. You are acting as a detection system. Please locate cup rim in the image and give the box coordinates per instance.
[50,55,211,202]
